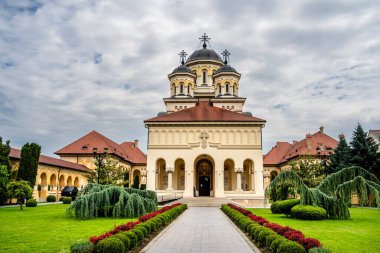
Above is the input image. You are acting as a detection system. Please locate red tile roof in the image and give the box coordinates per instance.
[9,148,88,172]
[144,101,265,123]
[55,130,147,165]
[120,142,147,164]
[264,129,339,166]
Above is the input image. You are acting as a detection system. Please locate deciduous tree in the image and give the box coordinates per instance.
[7,180,33,210]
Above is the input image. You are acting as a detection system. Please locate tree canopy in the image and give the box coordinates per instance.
[7,180,33,210]
[86,155,126,185]
[17,143,41,187]
[0,137,11,174]
[289,155,326,188]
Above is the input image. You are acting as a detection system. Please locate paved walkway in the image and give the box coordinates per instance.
[141,207,259,253]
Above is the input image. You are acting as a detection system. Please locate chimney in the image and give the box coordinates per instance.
[133,139,138,148]
[293,140,298,145]
[319,126,324,134]
[306,133,312,150]
[338,133,345,140]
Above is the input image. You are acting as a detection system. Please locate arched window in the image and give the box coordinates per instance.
[219,85,222,94]
[193,71,197,84]
[180,83,184,94]
[187,85,190,94]
[202,70,207,84]
[233,85,235,94]
[226,83,229,93]
[174,86,176,95]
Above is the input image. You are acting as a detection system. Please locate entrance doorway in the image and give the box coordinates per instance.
[196,159,213,196]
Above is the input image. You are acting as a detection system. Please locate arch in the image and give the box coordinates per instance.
[243,159,254,191]
[179,82,184,94]
[67,176,73,186]
[270,171,278,182]
[225,82,230,93]
[133,170,141,188]
[40,173,47,186]
[202,69,207,84]
[174,158,185,190]
[49,174,57,187]
[156,158,167,190]
[194,154,215,196]
[74,177,79,187]
[224,159,235,191]
[218,84,222,94]
[59,175,65,190]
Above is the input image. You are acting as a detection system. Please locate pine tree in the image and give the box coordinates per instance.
[350,123,380,177]
[327,134,352,174]
[0,137,11,174]
[17,143,41,187]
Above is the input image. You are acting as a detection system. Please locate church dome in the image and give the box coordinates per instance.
[214,64,238,75]
[186,48,223,63]
[171,64,193,74]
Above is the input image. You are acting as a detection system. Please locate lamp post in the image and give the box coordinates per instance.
[93,147,108,184]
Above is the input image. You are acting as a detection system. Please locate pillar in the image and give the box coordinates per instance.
[166,167,174,191]
[214,158,225,198]
[235,168,243,191]
[183,158,194,197]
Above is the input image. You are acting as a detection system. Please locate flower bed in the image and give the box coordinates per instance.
[71,203,187,253]
[222,203,327,253]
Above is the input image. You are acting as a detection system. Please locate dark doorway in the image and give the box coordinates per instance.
[199,175,210,196]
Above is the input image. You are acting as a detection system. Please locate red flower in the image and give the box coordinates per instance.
[300,238,321,250]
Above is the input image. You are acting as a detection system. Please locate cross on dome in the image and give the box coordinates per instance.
[222,49,230,64]
[199,33,211,49]
[178,50,187,65]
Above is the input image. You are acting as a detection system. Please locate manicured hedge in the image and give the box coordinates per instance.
[277,199,300,215]
[309,247,332,253]
[46,195,56,202]
[80,203,187,252]
[62,197,72,204]
[25,199,37,207]
[291,205,327,220]
[270,201,281,214]
[70,240,94,253]
[221,203,325,252]
[94,236,124,253]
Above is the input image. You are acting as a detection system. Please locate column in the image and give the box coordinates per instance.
[214,159,225,198]
[183,158,194,197]
[235,168,243,191]
[166,167,174,191]
[250,171,255,191]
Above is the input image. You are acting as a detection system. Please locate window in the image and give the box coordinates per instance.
[233,85,235,94]
[174,86,176,95]
[202,71,206,84]
[188,85,190,94]
[180,84,184,94]
[219,85,222,94]
[226,83,229,93]
[193,71,197,84]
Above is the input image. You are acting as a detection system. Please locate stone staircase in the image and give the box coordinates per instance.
[169,197,230,207]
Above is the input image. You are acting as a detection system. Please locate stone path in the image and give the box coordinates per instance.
[141,207,259,253]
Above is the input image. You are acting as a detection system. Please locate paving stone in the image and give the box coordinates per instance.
[141,207,259,253]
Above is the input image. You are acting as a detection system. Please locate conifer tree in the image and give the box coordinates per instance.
[350,123,380,177]
[0,137,11,174]
[17,143,41,187]
[328,134,352,174]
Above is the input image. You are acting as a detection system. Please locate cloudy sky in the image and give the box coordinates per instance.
[1,0,379,156]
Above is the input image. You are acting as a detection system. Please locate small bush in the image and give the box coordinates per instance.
[59,196,64,201]
[308,247,332,253]
[123,231,138,249]
[46,195,56,202]
[266,234,281,248]
[130,228,144,241]
[253,226,266,241]
[63,197,72,204]
[112,233,130,251]
[258,229,276,247]
[270,201,281,214]
[94,237,124,253]
[134,225,148,237]
[25,199,37,207]
[291,205,327,220]
[70,240,94,253]
[277,199,300,215]
[270,237,288,253]
[276,240,306,253]
[140,184,146,190]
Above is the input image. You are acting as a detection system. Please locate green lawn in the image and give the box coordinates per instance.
[0,204,136,253]
[248,207,380,253]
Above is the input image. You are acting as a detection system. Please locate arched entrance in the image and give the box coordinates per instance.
[194,155,214,197]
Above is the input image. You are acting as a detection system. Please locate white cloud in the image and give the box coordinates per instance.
[0,0,379,155]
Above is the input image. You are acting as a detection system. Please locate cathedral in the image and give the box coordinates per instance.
[144,34,266,203]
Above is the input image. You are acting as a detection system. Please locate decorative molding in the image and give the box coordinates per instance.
[166,167,174,173]
[234,167,244,173]
[199,131,209,149]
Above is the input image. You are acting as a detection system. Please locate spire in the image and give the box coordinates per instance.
[178,50,187,65]
[221,49,230,64]
[199,33,210,49]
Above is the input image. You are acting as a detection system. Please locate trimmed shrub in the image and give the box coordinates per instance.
[46,195,56,202]
[138,223,151,234]
[270,201,281,214]
[300,238,321,250]
[277,199,300,215]
[123,231,138,249]
[258,229,276,247]
[63,197,72,204]
[291,205,327,220]
[134,225,148,237]
[59,196,64,201]
[112,233,130,251]
[25,199,37,207]
[308,247,332,253]
[253,226,266,241]
[94,237,124,253]
[266,234,281,249]
[276,240,306,253]
[70,240,94,253]
[130,228,144,241]
[269,237,288,253]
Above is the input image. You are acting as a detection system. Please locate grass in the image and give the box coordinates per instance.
[248,207,380,253]
[0,204,136,253]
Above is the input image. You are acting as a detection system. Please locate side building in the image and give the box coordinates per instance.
[263,126,338,188]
